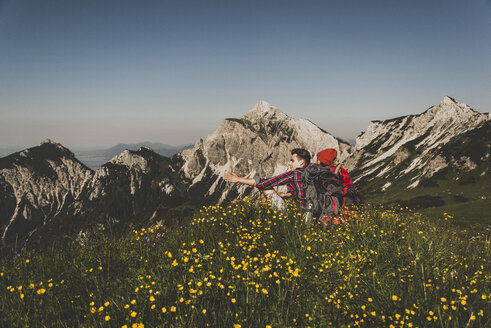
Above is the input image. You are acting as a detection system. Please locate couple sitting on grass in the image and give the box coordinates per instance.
[224,148,360,225]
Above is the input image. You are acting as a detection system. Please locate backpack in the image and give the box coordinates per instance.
[301,164,344,218]
[338,167,361,207]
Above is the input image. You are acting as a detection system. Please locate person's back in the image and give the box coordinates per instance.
[302,148,361,225]
[302,162,344,219]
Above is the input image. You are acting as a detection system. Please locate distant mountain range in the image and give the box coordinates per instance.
[0,143,192,169]
[0,97,489,252]
[74,142,192,169]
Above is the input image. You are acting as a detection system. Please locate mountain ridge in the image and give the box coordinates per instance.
[345,97,489,225]
[0,96,489,251]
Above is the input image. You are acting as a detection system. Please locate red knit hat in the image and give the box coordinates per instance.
[317,148,337,165]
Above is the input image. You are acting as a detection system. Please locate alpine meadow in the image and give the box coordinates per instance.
[1,200,489,327]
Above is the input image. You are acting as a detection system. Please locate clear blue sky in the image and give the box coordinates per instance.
[1,0,490,149]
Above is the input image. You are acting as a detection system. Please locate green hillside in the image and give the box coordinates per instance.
[1,200,489,327]
[375,175,491,227]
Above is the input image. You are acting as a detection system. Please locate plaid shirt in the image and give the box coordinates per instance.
[255,164,307,206]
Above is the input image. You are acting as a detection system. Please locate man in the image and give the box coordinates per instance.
[224,148,311,207]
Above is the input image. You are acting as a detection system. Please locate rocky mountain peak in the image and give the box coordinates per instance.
[419,96,484,130]
[429,96,476,115]
[440,96,457,106]
[34,139,76,159]
[355,97,488,152]
[40,138,55,145]
[138,146,154,152]
[108,149,151,172]
[242,100,288,124]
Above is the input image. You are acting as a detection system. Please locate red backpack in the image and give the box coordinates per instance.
[336,167,361,207]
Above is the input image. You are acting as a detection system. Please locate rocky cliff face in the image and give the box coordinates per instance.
[175,101,352,204]
[345,96,490,212]
[0,140,94,247]
[0,141,183,249]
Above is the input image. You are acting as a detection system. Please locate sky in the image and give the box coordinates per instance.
[1,0,490,150]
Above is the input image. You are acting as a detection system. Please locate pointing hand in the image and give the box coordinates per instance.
[224,173,239,183]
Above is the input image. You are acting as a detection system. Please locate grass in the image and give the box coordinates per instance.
[421,199,491,227]
[367,174,491,227]
[1,199,490,327]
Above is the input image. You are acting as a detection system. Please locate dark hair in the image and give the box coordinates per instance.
[291,148,311,164]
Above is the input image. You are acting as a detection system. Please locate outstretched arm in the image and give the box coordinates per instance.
[224,173,257,187]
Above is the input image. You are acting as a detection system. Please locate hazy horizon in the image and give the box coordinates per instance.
[1,0,490,149]
[0,139,194,153]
